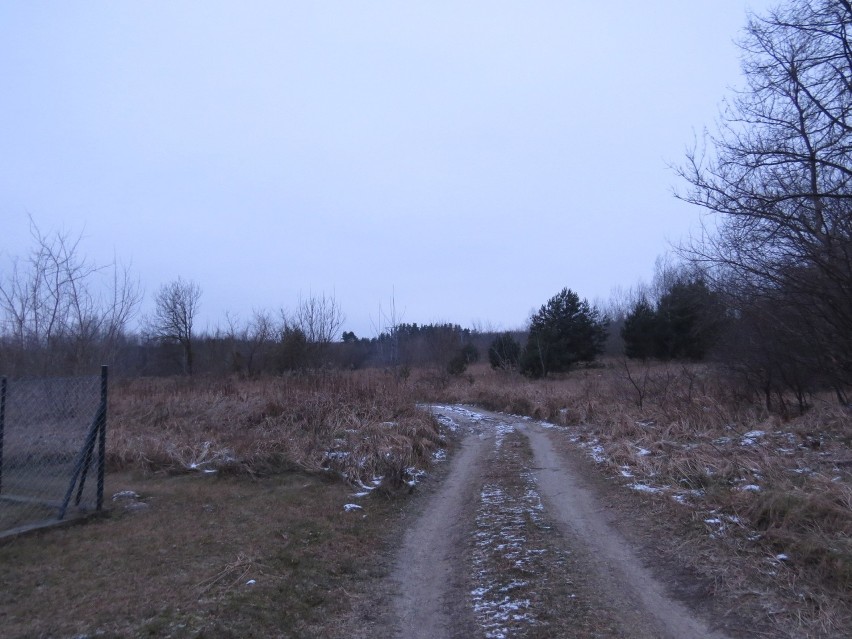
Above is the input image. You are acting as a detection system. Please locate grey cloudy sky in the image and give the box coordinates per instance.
[1,1,773,337]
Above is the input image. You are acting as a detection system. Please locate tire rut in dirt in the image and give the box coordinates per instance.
[522,421,733,639]
[391,430,486,639]
[465,425,627,638]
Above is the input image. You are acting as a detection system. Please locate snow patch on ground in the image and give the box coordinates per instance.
[431,404,490,423]
[494,422,515,449]
[740,430,766,446]
[589,443,607,464]
[628,483,663,494]
[434,413,459,432]
[739,484,761,492]
[471,472,546,637]
[406,467,427,487]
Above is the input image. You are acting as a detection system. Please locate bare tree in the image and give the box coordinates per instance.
[676,0,852,395]
[293,293,344,345]
[147,278,202,375]
[290,293,345,368]
[0,220,140,374]
[370,291,404,366]
[225,308,276,376]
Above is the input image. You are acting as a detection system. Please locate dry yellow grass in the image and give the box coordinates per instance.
[108,371,443,488]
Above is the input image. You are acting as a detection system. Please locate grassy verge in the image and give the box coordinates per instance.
[0,470,407,638]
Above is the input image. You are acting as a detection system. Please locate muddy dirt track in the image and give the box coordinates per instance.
[358,406,740,639]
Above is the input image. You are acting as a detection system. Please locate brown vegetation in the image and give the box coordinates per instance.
[1,371,447,638]
[0,470,405,638]
[108,372,443,489]
[3,360,848,637]
[416,360,852,637]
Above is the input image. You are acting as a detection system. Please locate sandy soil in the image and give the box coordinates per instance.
[375,406,739,639]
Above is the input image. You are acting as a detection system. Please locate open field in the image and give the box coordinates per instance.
[1,363,849,638]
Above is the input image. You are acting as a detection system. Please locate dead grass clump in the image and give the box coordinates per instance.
[745,484,852,588]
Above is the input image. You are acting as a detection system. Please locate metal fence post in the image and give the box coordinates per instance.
[0,376,6,496]
[97,365,107,511]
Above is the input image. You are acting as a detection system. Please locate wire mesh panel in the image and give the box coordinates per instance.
[0,368,107,534]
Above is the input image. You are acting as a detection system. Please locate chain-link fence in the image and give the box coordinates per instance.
[0,367,107,535]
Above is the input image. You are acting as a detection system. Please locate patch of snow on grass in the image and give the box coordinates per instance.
[494,422,515,449]
[628,483,662,494]
[740,430,766,446]
[406,467,427,487]
[112,490,140,501]
[434,413,459,432]
[324,451,350,461]
[471,472,546,637]
[354,476,383,492]
[177,441,236,471]
[671,489,705,505]
[791,467,814,475]
[590,445,607,463]
[443,405,488,422]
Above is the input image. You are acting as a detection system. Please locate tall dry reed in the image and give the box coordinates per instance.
[108,371,442,487]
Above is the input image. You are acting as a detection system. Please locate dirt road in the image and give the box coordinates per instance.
[385,406,735,639]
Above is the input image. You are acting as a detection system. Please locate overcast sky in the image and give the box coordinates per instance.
[1,1,775,337]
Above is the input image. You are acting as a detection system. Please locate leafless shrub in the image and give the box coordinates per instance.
[0,220,140,375]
